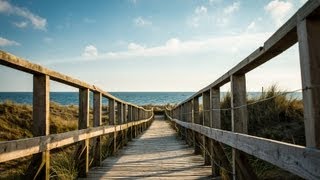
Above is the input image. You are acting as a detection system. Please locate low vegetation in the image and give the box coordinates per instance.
[0,101,79,179]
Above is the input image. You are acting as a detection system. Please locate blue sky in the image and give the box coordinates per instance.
[0,0,307,92]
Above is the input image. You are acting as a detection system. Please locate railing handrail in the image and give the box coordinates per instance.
[0,50,148,110]
[0,113,154,163]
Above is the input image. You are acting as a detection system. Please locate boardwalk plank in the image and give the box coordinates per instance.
[84,119,212,179]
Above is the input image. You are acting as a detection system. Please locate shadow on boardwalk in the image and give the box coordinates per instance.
[83,118,212,179]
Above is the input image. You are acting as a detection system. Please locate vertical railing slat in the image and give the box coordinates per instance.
[231,75,256,180]
[108,99,117,155]
[192,97,201,154]
[26,74,50,180]
[93,91,102,166]
[77,88,90,177]
[297,18,320,148]
[203,91,211,165]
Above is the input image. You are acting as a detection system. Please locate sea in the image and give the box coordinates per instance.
[0,92,302,106]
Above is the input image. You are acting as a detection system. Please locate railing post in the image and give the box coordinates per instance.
[77,88,90,177]
[93,91,102,166]
[136,108,139,134]
[187,101,193,146]
[193,97,201,155]
[209,88,219,176]
[128,105,133,141]
[231,74,257,180]
[203,91,211,165]
[26,74,50,180]
[108,99,117,155]
[123,104,128,146]
[211,87,232,178]
[132,107,136,138]
[297,18,320,148]
[182,104,187,141]
[117,102,123,149]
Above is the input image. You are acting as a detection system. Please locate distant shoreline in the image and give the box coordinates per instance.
[0,92,302,106]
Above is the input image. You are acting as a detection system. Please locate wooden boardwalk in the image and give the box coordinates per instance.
[83,116,212,179]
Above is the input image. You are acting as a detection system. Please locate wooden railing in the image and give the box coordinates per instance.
[165,1,320,180]
[0,50,154,179]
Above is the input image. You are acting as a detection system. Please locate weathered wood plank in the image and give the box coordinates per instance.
[93,92,102,166]
[231,74,257,180]
[203,91,211,165]
[77,88,90,177]
[210,87,232,178]
[297,17,320,148]
[25,74,50,180]
[192,97,201,155]
[84,119,212,179]
[169,118,320,180]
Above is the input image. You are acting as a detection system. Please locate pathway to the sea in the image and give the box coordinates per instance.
[83,116,212,179]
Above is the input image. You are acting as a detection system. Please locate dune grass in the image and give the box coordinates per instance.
[0,101,79,179]
[216,85,304,179]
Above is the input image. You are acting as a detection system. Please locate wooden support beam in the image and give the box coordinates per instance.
[93,92,102,167]
[209,88,219,176]
[77,88,90,177]
[186,101,192,146]
[26,74,50,180]
[193,97,201,155]
[187,102,192,145]
[231,75,257,180]
[211,87,232,178]
[123,104,128,146]
[117,102,123,149]
[108,99,117,155]
[132,107,136,138]
[297,18,320,148]
[128,105,133,140]
[203,91,211,165]
[182,104,187,141]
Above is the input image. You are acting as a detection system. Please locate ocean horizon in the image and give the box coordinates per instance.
[0,91,302,106]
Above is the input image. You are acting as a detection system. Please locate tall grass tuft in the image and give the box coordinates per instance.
[50,150,78,179]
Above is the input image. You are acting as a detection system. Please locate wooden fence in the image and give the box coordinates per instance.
[0,50,154,179]
[166,1,320,180]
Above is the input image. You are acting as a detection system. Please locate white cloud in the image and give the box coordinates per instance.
[13,21,28,28]
[223,1,240,15]
[246,21,256,31]
[82,45,98,57]
[188,1,241,28]
[0,0,47,30]
[74,32,271,61]
[188,6,209,28]
[0,37,20,46]
[215,2,240,27]
[195,6,207,15]
[133,17,152,27]
[264,0,293,27]
[128,43,145,51]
